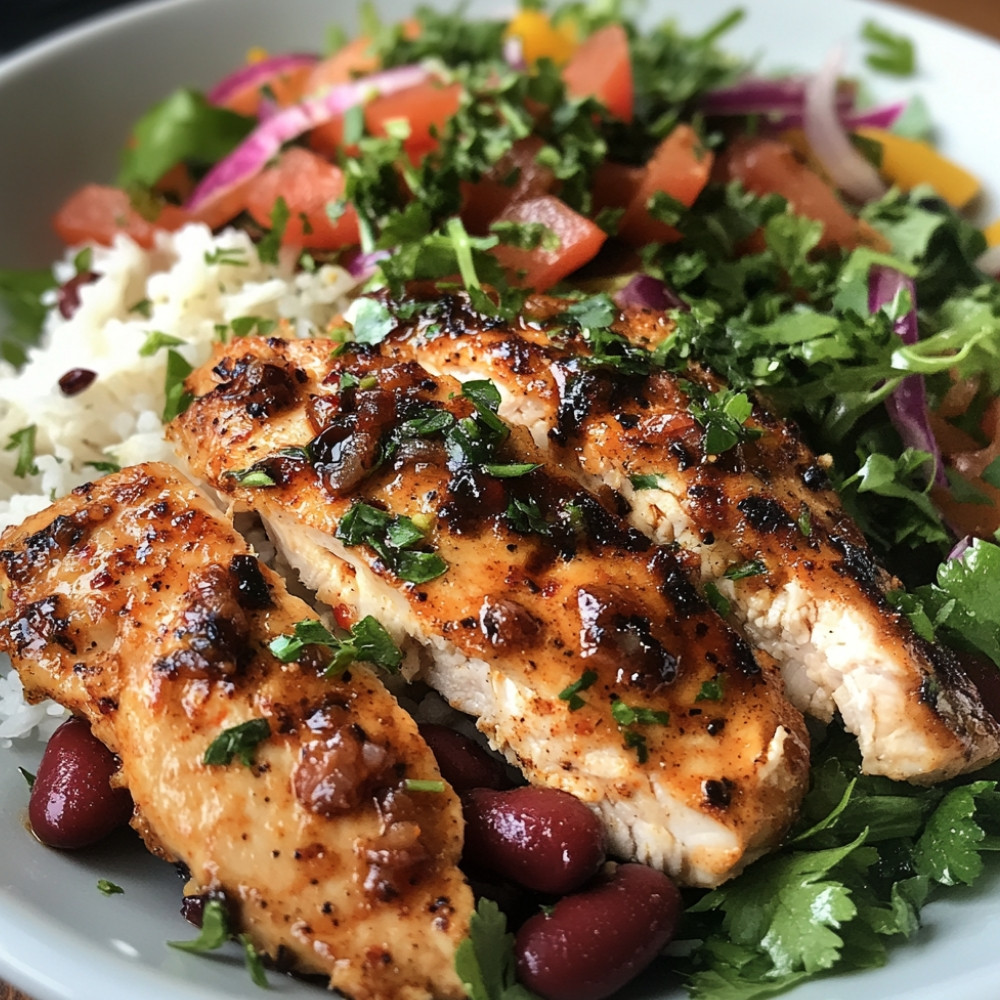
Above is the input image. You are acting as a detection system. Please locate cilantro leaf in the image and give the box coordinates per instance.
[336,501,447,583]
[97,879,124,896]
[162,348,194,422]
[558,669,598,711]
[861,20,916,77]
[269,615,403,675]
[4,424,39,478]
[0,266,56,367]
[168,899,231,952]
[689,388,763,456]
[455,898,539,1000]
[203,718,271,767]
[118,89,254,188]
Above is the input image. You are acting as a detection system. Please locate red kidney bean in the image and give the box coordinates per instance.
[28,716,133,849]
[56,270,98,319]
[462,785,606,894]
[514,863,682,1000]
[418,723,513,792]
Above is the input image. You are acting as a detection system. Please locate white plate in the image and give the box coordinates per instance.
[1,1,999,999]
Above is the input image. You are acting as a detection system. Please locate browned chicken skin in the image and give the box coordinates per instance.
[370,290,1000,783]
[0,463,471,1000]
[168,336,810,888]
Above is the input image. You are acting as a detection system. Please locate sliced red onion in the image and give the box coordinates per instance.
[947,535,972,561]
[207,53,318,107]
[804,46,886,203]
[869,264,946,487]
[503,36,527,71]
[343,247,389,280]
[764,100,906,133]
[975,244,1000,279]
[613,274,688,313]
[186,64,431,214]
[701,76,854,118]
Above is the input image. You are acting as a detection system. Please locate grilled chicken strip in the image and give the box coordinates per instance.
[0,463,471,1000]
[374,290,1000,784]
[168,336,810,888]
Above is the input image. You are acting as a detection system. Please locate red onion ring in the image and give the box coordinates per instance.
[207,53,318,108]
[804,46,886,203]
[186,64,431,215]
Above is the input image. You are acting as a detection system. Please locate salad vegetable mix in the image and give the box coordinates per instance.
[4,2,1000,999]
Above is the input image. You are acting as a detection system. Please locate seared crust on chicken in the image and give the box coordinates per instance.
[0,463,471,1000]
[375,290,1000,784]
[168,336,810,888]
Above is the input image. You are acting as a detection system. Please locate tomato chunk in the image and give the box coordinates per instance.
[218,62,314,117]
[52,184,190,248]
[617,124,713,247]
[718,136,888,251]
[365,80,464,152]
[244,147,359,250]
[461,136,556,234]
[492,195,606,291]
[562,24,633,123]
[304,35,381,94]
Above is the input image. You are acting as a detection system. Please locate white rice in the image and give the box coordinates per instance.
[0,223,360,743]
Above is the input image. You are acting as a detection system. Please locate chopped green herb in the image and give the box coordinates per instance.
[703,580,731,618]
[162,348,194,422]
[404,778,447,793]
[558,669,598,711]
[797,505,813,537]
[629,473,664,490]
[269,615,403,676]
[0,267,58,367]
[238,934,269,989]
[336,500,448,583]
[224,466,277,488]
[611,702,670,727]
[454,897,536,1000]
[862,20,916,76]
[97,879,124,896]
[203,718,271,768]
[723,559,767,581]
[228,316,279,340]
[18,766,35,788]
[4,425,39,478]
[139,330,185,356]
[689,387,763,456]
[129,298,154,317]
[204,246,249,267]
[257,196,290,265]
[168,898,231,952]
[696,676,726,702]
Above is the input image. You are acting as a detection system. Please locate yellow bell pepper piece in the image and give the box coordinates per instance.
[505,9,578,66]
[856,127,980,209]
[984,218,1000,248]
[246,46,269,64]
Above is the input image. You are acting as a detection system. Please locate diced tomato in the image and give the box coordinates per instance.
[491,194,606,291]
[562,24,633,123]
[365,80,464,152]
[218,62,314,117]
[460,136,555,234]
[617,124,713,247]
[304,35,381,94]
[718,136,887,252]
[309,78,461,160]
[52,184,191,248]
[243,147,359,250]
[591,160,644,215]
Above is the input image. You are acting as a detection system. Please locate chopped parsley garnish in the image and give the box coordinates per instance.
[139,330,184,356]
[204,246,249,267]
[688,387,763,456]
[612,700,669,764]
[404,778,447,793]
[695,676,726,702]
[162,348,194,421]
[558,669,598,711]
[723,560,767,581]
[4,424,39,478]
[0,267,58,367]
[224,466,277,488]
[336,501,448,583]
[454,898,535,1000]
[269,615,403,675]
[703,581,731,618]
[169,899,268,989]
[257,196,290,265]
[629,473,664,490]
[97,879,124,896]
[18,766,35,788]
[861,20,916,76]
[203,718,271,768]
